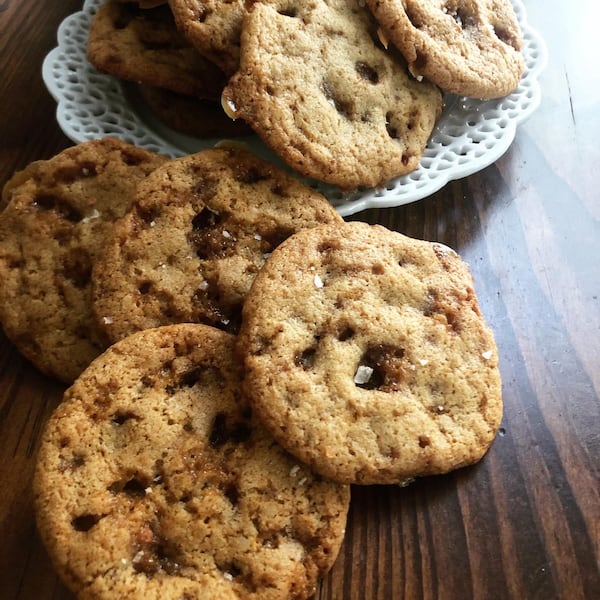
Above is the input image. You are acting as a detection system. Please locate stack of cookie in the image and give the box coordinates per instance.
[0,137,502,597]
[87,0,524,191]
[87,0,252,138]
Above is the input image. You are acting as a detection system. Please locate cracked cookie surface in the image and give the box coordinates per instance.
[87,0,226,99]
[168,0,245,75]
[91,146,342,342]
[222,0,442,191]
[366,0,524,99]
[237,221,502,484]
[34,324,349,599]
[0,138,165,383]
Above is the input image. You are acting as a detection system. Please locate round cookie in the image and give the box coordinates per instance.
[91,146,342,342]
[237,222,503,484]
[366,0,524,99]
[168,0,245,75]
[222,0,442,191]
[34,324,350,599]
[87,0,227,100]
[0,138,166,383]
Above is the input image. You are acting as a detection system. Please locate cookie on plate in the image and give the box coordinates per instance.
[136,84,252,138]
[34,323,350,599]
[222,0,442,191]
[237,221,503,484]
[0,138,166,383]
[168,0,245,75]
[87,0,226,100]
[91,146,342,342]
[366,0,524,99]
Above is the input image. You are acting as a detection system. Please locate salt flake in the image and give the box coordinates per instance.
[354,365,373,385]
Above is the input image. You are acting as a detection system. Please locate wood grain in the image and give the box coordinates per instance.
[1,1,599,599]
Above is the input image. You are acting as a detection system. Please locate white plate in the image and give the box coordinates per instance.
[42,0,547,217]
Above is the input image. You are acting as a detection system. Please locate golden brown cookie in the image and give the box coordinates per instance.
[222,0,442,191]
[237,221,503,484]
[34,323,350,599]
[0,138,166,383]
[91,146,342,342]
[366,0,524,99]
[87,0,226,100]
[168,0,244,75]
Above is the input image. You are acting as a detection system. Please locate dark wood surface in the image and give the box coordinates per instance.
[1,1,598,598]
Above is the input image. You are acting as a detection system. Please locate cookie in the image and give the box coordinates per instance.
[222,0,442,191]
[91,146,342,342]
[237,221,503,484]
[168,0,244,75]
[366,0,524,99]
[0,138,166,383]
[34,323,350,599]
[136,84,252,138]
[87,0,227,100]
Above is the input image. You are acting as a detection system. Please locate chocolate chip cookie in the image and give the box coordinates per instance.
[34,323,350,599]
[366,0,524,99]
[0,138,165,382]
[87,0,226,100]
[237,221,503,484]
[168,0,245,75]
[222,0,442,191]
[91,146,342,342]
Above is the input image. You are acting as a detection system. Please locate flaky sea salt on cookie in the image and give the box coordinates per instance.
[91,146,342,342]
[237,222,503,485]
[222,0,442,191]
[34,324,349,599]
[0,138,165,383]
[366,0,524,99]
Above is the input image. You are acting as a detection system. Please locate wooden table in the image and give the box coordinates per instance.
[1,1,598,598]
